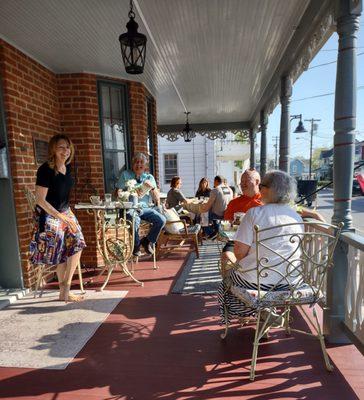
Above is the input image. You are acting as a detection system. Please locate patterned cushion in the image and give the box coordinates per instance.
[179,224,201,235]
[230,283,319,308]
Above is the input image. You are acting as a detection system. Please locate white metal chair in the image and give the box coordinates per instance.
[220,221,343,381]
[24,187,85,297]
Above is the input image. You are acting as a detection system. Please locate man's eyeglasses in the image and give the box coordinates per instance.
[259,183,268,190]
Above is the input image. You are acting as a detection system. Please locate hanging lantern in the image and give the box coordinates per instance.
[119,0,147,74]
[182,112,195,142]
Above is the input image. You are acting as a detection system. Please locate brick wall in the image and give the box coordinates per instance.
[0,39,61,287]
[0,39,158,288]
[129,81,148,155]
[57,73,104,267]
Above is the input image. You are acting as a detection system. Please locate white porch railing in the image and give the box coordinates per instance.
[342,232,364,347]
[305,221,364,348]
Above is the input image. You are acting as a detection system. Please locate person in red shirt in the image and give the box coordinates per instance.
[224,169,262,221]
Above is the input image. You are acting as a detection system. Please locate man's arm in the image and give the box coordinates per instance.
[223,200,235,221]
[150,186,161,206]
[200,190,216,213]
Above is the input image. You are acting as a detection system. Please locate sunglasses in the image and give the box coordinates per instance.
[259,183,269,190]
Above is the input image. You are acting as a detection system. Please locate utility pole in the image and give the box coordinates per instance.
[273,136,279,169]
[304,118,321,179]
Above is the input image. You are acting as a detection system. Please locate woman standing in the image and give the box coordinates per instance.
[30,134,86,302]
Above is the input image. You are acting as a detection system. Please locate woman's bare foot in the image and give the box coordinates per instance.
[59,283,84,302]
[64,292,84,302]
[58,282,66,301]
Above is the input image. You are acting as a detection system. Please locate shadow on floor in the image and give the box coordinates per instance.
[0,294,360,400]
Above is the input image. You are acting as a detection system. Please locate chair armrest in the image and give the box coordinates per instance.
[165,220,182,225]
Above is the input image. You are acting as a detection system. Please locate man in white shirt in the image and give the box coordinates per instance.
[199,175,232,239]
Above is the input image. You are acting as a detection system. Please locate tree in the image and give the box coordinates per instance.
[312,147,329,171]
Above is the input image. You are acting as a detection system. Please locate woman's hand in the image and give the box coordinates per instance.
[59,214,78,233]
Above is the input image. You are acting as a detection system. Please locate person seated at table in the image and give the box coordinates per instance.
[195,177,211,199]
[218,170,304,323]
[224,169,263,222]
[223,168,323,227]
[166,176,189,212]
[117,152,166,256]
[199,175,233,239]
[223,178,234,199]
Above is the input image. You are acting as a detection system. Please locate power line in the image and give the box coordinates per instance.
[321,47,364,52]
[308,51,364,70]
[293,85,364,102]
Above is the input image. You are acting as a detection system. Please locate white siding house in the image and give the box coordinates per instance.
[158,133,250,196]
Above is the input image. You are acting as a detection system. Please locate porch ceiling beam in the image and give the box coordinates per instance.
[251,0,334,125]
[157,121,250,133]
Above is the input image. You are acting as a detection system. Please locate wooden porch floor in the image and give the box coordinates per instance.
[0,248,363,400]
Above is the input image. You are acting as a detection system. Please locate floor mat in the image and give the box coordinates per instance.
[0,289,127,369]
[172,241,221,294]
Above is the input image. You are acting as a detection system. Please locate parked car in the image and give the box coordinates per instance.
[352,178,364,196]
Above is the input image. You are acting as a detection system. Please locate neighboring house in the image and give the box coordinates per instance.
[290,158,307,178]
[157,133,250,196]
[318,148,333,181]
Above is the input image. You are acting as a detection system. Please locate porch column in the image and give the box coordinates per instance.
[260,109,267,177]
[249,127,255,169]
[279,76,292,172]
[325,0,361,343]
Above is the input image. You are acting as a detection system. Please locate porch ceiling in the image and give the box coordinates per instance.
[0,0,328,126]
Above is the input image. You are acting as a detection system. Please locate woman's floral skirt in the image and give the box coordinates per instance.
[29,208,86,266]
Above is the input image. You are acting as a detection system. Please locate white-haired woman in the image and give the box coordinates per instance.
[218,170,304,323]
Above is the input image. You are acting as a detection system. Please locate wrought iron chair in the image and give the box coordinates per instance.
[24,187,85,297]
[156,219,201,258]
[131,221,158,270]
[220,221,343,381]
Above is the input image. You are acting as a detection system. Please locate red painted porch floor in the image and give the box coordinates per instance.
[0,248,363,400]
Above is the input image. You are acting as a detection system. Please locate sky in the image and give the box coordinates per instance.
[262,21,364,161]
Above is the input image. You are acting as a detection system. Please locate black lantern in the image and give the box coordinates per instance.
[182,112,195,142]
[119,0,147,74]
[291,114,308,133]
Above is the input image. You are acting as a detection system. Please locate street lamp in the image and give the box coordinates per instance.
[290,114,308,133]
[304,118,321,179]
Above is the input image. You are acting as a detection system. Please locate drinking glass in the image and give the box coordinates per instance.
[104,193,112,205]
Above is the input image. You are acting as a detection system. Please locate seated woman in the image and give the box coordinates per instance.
[218,170,304,323]
[195,177,211,199]
[166,176,188,212]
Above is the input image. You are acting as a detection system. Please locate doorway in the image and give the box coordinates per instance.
[0,77,23,288]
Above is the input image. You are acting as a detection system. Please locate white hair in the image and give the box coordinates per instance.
[262,170,297,204]
[132,152,148,164]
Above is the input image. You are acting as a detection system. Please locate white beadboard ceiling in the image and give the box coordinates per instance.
[0,0,310,125]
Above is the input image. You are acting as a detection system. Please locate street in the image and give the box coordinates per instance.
[315,188,364,234]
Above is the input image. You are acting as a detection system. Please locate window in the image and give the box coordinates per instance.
[98,81,130,193]
[146,98,155,175]
[164,154,178,183]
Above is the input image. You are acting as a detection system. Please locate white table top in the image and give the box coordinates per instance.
[75,202,141,210]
